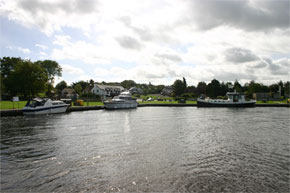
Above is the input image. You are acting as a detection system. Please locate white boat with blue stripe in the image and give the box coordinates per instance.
[23,98,70,115]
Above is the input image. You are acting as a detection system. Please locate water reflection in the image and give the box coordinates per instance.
[1,107,289,192]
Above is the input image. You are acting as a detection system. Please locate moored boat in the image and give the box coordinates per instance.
[197,92,256,107]
[104,91,138,110]
[23,98,70,115]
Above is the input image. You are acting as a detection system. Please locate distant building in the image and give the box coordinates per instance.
[61,88,78,99]
[129,87,143,95]
[161,86,174,96]
[91,84,125,98]
[253,92,270,101]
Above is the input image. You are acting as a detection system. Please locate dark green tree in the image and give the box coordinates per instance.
[71,81,89,92]
[121,80,137,89]
[6,60,47,97]
[196,81,207,95]
[74,84,82,95]
[206,79,221,98]
[0,57,22,96]
[55,80,67,92]
[35,60,62,84]
[234,80,243,92]
[173,79,186,96]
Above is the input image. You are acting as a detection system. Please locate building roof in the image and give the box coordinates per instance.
[96,84,124,90]
[61,88,75,94]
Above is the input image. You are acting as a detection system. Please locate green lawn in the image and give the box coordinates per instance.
[75,101,104,106]
[0,101,28,109]
[256,99,288,104]
[1,99,287,110]
[0,101,104,110]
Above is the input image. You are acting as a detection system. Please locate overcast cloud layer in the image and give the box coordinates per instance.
[0,0,289,85]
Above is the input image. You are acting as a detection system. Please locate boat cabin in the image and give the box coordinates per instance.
[25,98,46,107]
[226,92,246,102]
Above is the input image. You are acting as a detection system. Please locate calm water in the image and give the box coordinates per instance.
[1,107,289,192]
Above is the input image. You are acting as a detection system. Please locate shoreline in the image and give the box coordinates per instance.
[0,103,289,117]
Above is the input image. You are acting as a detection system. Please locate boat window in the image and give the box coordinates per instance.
[233,95,239,102]
[26,100,43,107]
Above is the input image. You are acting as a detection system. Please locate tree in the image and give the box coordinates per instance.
[173,79,186,96]
[6,60,47,97]
[121,80,136,89]
[234,80,242,92]
[206,79,221,98]
[55,81,67,92]
[35,60,62,84]
[74,84,82,95]
[0,57,22,96]
[183,77,187,90]
[89,79,95,88]
[71,81,89,92]
[196,81,207,95]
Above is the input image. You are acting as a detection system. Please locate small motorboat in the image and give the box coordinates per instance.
[22,98,70,115]
[104,91,138,110]
[197,92,256,107]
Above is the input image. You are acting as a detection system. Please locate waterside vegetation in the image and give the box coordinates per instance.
[1,57,290,108]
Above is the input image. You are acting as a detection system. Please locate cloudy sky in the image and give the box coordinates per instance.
[1,0,289,86]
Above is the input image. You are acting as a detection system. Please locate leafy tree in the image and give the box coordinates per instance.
[206,79,221,98]
[74,84,82,95]
[0,57,22,96]
[6,60,47,97]
[219,82,228,96]
[196,81,207,95]
[89,79,95,88]
[121,80,136,89]
[35,60,62,84]
[173,79,186,96]
[183,77,187,89]
[71,81,89,92]
[247,80,269,96]
[186,85,196,93]
[234,80,242,92]
[55,81,67,92]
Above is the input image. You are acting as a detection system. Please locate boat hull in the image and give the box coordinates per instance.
[22,105,69,115]
[197,100,255,107]
[104,101,138,110]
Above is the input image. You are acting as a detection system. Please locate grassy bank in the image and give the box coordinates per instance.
[1,99,288,110]
[0,101,104,110]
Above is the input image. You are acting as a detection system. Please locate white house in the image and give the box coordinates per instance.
[91,84,125,98]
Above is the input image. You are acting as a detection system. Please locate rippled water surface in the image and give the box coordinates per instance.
[1,107,289,192]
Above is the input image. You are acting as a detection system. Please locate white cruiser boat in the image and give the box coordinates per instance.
[23,98,70,115]
[104,91,138,110]
[197,92,256,107]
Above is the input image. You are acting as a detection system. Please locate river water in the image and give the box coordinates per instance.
[1,107,289,192]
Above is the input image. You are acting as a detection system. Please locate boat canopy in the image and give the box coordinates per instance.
[226,92,245,96]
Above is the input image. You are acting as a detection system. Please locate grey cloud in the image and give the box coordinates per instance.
[119,16,177,44]
[19,0,98,15]
[115,36,143,50]
[119,16,153,42]
[186,0,289,31]
[155,53,183,62]
[225,47,259,63]
[268,58,290,75]
[247,57,290,75]
[252,62,267,68]
[214,71,257,82]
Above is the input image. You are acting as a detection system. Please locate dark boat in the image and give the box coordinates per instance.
[197,92,256,107]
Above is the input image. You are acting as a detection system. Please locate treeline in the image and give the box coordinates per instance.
[1,57,289,100]
[171,78,290,99]
[1,57,62,99]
